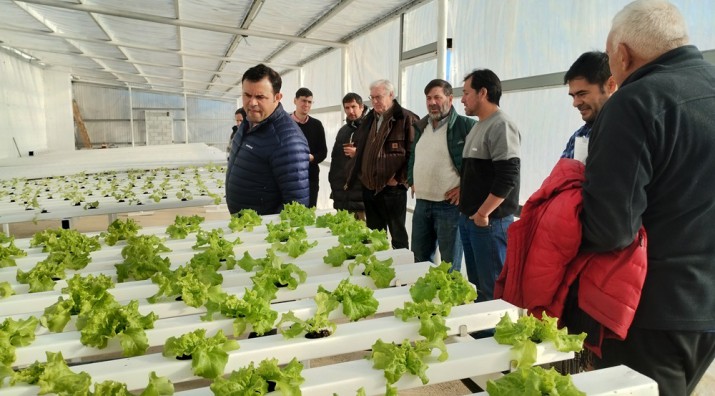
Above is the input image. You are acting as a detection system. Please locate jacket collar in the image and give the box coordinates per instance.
[621,45,703,88]
[365,99,405,124]
[414,106,458,132]
[346,105,369,129]
[248,102,286,132]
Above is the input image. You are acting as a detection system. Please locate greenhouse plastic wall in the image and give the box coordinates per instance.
[71,83,235,149]
[1,0,714,203]
[0,50,46,159]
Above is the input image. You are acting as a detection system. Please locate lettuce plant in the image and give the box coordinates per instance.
[272,235,317,258]
[165,215,204,239]
[36,351,91,395]
[278,202,315,227]
[219,287,277,336]
[163,329,239,379]
[369,338,433,396]
[210,358,304,396]
[192,228,241,262]
[493,313,586,368]
[41,274,115,332]
[348,254,395,288]
[0,281,13,298]
[394,301,452,361]
[0,231,27,268]
[318,278,379,321]
[115,235,171,282]
[228,209,262,232]
[410,261,477,305]
[315,210,355,231]
[277,292,339,339]
[0,316,39,368]
[265,223,307,243]
[486,366,585,396]
[102,218,141,246]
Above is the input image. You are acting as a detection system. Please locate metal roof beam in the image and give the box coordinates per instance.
[74,78,236,100]
[8,43,250,81]
[264,0,356,63]
[295,0,428,68]
[67,65,239,89]
[0,26,299,69]
[207,0,265,91]
[16,0,347,48]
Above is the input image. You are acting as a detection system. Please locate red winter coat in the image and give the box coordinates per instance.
[494,158,647,354]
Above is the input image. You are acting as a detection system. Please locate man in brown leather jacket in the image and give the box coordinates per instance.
[347,79,417,249]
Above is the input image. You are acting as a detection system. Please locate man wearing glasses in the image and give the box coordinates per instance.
[226,63,310,215]
[347,79,418,249]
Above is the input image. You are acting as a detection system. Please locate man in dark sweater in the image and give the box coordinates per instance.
[580,1,715,394]
[459,69,521,304]
[329,92,367,218]
[292,87,327,208]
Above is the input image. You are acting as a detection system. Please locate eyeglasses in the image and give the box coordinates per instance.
[368,95,385,101]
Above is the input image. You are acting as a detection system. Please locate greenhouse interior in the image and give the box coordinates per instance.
[1,0,714,394]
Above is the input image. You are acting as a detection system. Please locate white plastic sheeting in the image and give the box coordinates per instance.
[0,50,46,159]
[500,87,586,203]
[403,1,438,52]
[450,0,715,82]
[71,83,235,148]
[347,19,402,97]
[303,48,343,107]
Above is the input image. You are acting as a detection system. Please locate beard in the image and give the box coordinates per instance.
[428,107,448,121]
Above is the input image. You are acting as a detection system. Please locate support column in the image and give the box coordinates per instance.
[341,47,349,94]
[184,93,189,144]
[128,85,135,147]
[437,0,448,80]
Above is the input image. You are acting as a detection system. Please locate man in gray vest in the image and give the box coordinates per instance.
[408,79,475,270]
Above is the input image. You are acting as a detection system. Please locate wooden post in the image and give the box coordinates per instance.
[72,99,92,149]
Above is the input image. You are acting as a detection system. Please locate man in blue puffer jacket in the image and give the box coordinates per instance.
[226,64,310,215]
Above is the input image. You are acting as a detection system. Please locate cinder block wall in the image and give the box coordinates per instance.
[145,110,173,145]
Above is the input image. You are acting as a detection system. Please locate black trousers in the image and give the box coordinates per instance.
[595,327,715,395]
[362,186,408,249]
[308,178,319,208]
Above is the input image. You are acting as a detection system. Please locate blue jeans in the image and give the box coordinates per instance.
[411,199,463,271]
[459,213,513,303]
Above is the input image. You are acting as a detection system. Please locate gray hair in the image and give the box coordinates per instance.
[610,0,689,61]
[369,79,395,96]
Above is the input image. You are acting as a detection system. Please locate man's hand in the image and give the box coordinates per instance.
[309,154,315,162]
[445,186,460,205]
[386,176,398,187]
[469,211,489,227]
[343,145,356,158]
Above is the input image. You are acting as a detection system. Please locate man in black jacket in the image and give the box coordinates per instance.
[292,87,327,208]
[225,64,310,215]
[329,92,367,218]
[581,1,715,394]
[227,108,246,158]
